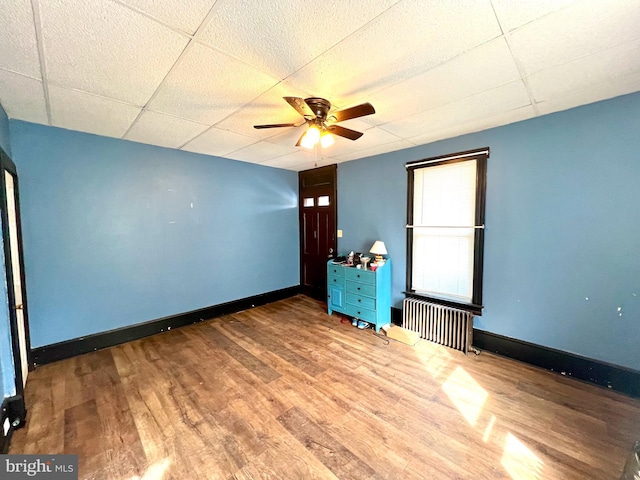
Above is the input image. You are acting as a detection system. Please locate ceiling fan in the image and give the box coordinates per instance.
[254,97,375,149]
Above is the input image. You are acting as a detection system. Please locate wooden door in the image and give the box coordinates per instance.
[299,165,337,300]
[0,148,31,396]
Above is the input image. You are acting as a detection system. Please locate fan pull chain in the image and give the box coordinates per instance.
[314,142,319,167]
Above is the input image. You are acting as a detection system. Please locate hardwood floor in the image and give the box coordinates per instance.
[10,295,640,479]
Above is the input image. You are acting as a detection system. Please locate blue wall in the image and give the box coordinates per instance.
[338,91,640,371]
[0,102,10,156]
[0,102,15,398]
[9,121,300,348]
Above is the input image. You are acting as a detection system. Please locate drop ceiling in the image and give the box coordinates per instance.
[1,0,639,171]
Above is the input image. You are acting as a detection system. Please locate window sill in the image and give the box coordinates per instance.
[403,291,483,316]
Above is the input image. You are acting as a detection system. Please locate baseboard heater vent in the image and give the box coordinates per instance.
[402,298,474,354]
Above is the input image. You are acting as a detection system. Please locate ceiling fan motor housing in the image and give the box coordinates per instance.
[304,97,332,120]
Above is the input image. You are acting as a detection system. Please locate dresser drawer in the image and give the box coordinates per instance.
[345,304,376,323]
[346,281,376,297]
[346,293,376,310]
[345,268,376,285]
[327,264,345,277]
[328,274,345,287]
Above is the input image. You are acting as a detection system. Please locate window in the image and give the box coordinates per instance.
[406,148,488,313]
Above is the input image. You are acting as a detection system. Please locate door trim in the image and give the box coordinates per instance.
[0,146,32,401]
[298,164,337,300]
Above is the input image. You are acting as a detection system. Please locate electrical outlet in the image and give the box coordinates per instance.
[337,229,343,238]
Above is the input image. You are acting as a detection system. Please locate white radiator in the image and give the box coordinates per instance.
[402,298,474,354]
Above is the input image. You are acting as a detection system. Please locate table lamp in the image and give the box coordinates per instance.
[369,240,387,263]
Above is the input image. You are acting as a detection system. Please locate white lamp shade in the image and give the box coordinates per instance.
[320,132,334,148]
[300,125,320,149]
[370,240,387,255]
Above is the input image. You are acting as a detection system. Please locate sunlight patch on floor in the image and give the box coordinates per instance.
[482,414,496,442]
[501,432,544,480]
[441,365,489,426]
[413,341,454,380]
[127,458,172,480]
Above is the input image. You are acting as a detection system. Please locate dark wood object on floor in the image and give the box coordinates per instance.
[10,295,640,479]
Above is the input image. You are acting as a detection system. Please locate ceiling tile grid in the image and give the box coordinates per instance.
[197,0,400,80]
[380,80,532,139]
[116,0,217,35]
[0,0,638,170]
[147,42,280,125]
[507,0,640,77]
[528,37,640,102]
[286,0,503,106]
[367,37,523,126]
[39,0,190,106]
[490,0,579,32]
[124,110,210,148]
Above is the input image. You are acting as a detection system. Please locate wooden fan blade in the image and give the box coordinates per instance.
[284,97,315,118]
[295,130,307,147]
[330,102,375,122]
[327,125,364,141]
[253,123,298,129]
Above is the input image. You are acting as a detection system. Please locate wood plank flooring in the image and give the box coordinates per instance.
[10,295,640,479]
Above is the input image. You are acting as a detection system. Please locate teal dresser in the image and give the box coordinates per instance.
[327,259,391,332]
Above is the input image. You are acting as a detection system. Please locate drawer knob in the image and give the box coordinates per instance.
[357,287,360,290]
[357,274,360,278]
[358,299,361,302]
[334,279,337,282]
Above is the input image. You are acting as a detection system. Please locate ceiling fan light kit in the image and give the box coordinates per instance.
[254,97,375,149]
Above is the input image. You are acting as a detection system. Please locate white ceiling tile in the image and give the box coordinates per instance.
[0,0,41,78]
[529,38,640,102]
[214,82,313,139]
[332,139,417,162]
[287,0,501,105]
[509,0,640,76]
[0,69,48,124]
[491,0,578,32]
[260,150,318,170]
[49,85,141,138]
[124,110,209,148]
[408,105,536,146]
[325,126,402,156]
[225,140,298,164]
[117,0,216,35]
[148,42,279,124]
[263,124,309,147]
[380,80,531,138]
[367,37,522,125]
[40,0,189,106]
[198,0,399,79]
[181,127,258,157]
[536,72,640,116]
